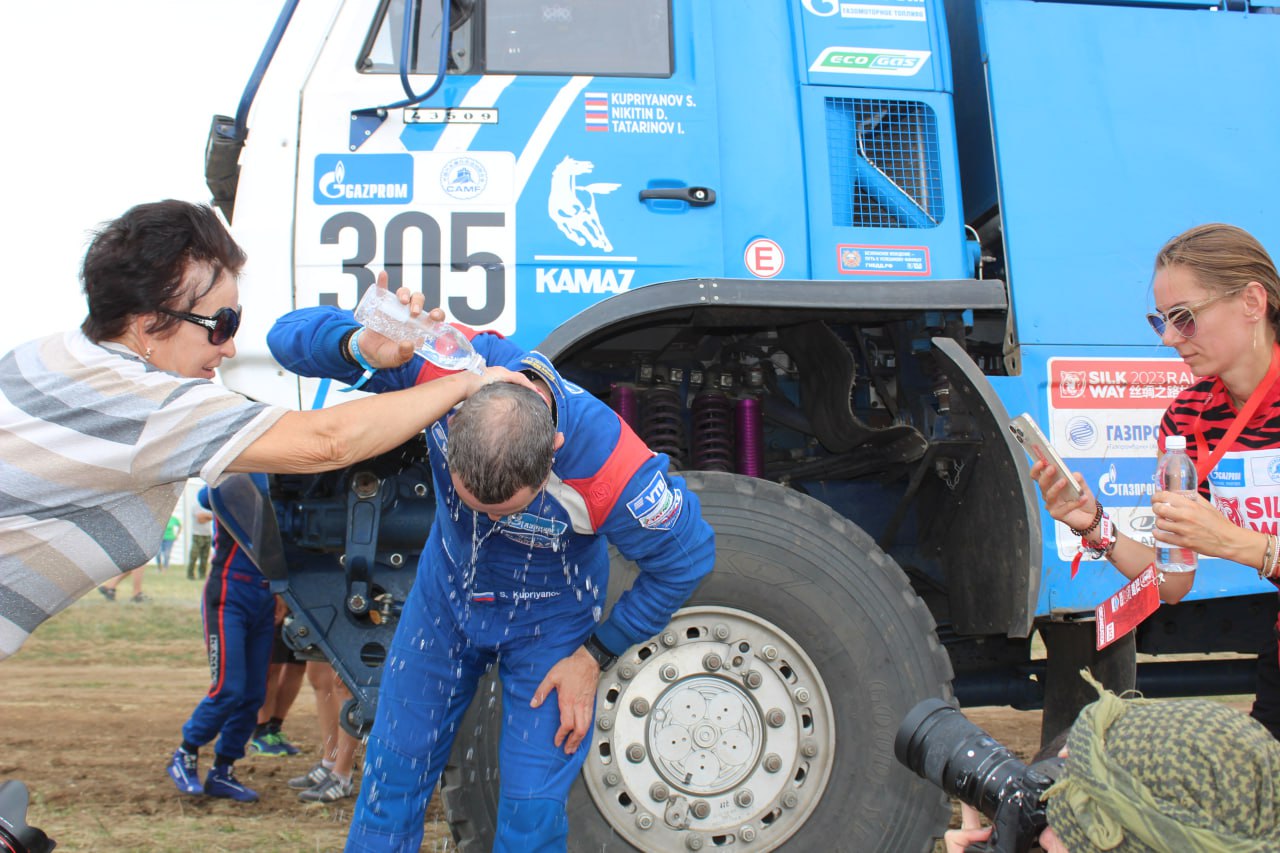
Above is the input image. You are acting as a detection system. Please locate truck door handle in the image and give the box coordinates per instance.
[638,186,717,207]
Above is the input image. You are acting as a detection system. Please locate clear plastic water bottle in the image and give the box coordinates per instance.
[1156,434,1198,573]
[353,286,486,375]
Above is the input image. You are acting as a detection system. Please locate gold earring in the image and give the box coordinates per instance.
[143,346,153,362]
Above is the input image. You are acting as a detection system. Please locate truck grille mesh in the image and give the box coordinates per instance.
[825,97,943,229]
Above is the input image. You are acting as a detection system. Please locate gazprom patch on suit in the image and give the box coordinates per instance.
[627,472,683,531]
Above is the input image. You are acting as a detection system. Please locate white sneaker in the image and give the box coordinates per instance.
[287,763,330,790]
[298,773,354,803]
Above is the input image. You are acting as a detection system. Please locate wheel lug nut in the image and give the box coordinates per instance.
[661,631,677,647]
[712,623,730,640]
[762,645,778,661]
[686,834,705,850]
[765,708,785,727]
[744,670,763,689]
[740,826,757,843]
[627,743,646,763]
[660,664,679,682]
[597,715,613,731]
[649,782,669,801]
[735,789,754,807]
[630,697,651,716]
[781,791,799,809]
[636,813,654,830]
[763,753,783,773]
[794,687,811,703]
[691,800,711,819]
[618,664,636,680]
[702,653,722,671]
[801,739,818,758]
[604,771,620,787]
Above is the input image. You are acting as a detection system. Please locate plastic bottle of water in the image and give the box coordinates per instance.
[1156,434,1198,573]
[353,287,486,375]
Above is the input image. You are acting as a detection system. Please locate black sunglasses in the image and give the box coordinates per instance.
[159,305,242,345]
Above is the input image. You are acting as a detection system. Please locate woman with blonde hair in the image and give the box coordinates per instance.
[1032,223,1280,739]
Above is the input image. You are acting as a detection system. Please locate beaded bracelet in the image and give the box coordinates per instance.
[1069,500,1104,539]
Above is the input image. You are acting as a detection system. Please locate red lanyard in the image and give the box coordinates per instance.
[1193,343,1280,485]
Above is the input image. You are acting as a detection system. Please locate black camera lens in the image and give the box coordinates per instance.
[0,781,55,853]
[895,699,1034,822]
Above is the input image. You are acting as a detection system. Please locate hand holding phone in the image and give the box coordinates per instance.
[1008,413,1083,502]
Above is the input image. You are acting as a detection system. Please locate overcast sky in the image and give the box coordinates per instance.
[0,1,281,346]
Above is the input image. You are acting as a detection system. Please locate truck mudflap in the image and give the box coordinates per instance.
[931,335,1039,638]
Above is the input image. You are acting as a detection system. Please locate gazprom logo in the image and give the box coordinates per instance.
[315,154,413,205]
[1209,458,1245,488]
[809,46,930,77]
[1066,416,1098,452]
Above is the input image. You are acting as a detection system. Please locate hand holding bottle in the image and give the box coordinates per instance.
[354,277,486,375]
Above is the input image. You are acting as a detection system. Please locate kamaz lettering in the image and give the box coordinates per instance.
[535,268,635,294]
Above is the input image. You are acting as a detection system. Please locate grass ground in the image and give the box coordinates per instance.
[0,565,453,852]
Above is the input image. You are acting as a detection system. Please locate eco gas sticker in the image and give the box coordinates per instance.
[810,47,931,77]
[838,244,929,275]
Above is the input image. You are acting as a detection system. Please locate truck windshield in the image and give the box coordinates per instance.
[361,0,672,77]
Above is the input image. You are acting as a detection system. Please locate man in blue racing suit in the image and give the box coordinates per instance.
[267,287,716,852]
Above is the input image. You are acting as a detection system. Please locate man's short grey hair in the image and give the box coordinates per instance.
[448,382,556,504]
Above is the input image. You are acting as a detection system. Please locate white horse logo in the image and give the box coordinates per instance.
[548,156,620,252]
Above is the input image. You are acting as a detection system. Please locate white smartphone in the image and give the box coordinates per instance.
[1008,413,1083,501]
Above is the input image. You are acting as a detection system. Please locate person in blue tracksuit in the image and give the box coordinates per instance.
[166,474,274,802]
[267,288,717,852]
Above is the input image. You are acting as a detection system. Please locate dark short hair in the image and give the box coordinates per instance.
[79,200,246,342]
[448,383,556,504]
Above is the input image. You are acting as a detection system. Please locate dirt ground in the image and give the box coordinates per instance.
[1,578,1228,852]
[0,575,457,853]
[0,650,1040,852]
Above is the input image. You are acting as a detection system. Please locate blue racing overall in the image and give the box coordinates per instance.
[268,308,716,852]
[179,476,275,762]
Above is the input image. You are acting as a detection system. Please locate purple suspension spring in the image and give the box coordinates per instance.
[641,385,687,468]
[735,396,764,478]
[691,391,734,472]
[610,383,640,432]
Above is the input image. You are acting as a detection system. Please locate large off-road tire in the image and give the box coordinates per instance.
[442,472,953,852]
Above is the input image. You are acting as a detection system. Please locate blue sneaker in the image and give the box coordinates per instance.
[204,764,259,802]
[247,733,289,757]
[167,748,203,796]
[274,730,301,756]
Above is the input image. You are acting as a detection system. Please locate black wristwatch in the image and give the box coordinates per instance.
[582,633,618,671]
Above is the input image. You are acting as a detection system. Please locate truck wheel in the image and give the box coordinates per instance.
[442,471,953,852]
[1038,620,1136,747]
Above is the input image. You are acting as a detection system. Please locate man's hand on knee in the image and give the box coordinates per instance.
[531,647,601,754]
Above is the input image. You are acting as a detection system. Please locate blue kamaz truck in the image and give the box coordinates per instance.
[206,0,1280,849]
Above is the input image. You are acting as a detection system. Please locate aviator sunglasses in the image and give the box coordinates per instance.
[1145,291,1239,339]
[159,305,242,345]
